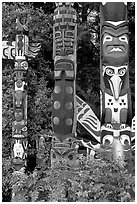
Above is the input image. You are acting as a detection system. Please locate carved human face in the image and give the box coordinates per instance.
[101,24,129,65]
[15,109,23,122]
[101,124,131,161]
[12,138,27,171]
[15,90,24,107]
[13,140,24,158]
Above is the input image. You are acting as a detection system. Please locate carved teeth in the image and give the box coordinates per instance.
[110,47,122,52]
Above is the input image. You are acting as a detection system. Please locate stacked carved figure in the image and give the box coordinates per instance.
[12,19,28,172]
[51,3,77,166]
[100,2,132,161]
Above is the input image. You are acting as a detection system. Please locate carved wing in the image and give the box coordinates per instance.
[76,95,101,142]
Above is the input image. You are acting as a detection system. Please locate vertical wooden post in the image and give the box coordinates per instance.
[2,14,41,200]
[51,3,77,166]
[12,19,28,173]
[100,3,132,161]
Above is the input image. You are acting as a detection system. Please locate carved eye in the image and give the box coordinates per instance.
[106,68,114,76]
[18,144,22,149]
[66,31,74,37]
[103,35,113,44]
[16,80,23,88]
[15,62,18,69]
[120,135,130,146]
[21,61,28,70]
[68,154,73,160]
[52,153,56,158]
[102,135,114,145]
[119,35,128,44]
[22,126,27,132]
[118,68,126,76]
[18,112,23,116]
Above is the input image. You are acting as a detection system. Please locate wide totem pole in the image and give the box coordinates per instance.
[100,2,132,161]
[51,2,77,166]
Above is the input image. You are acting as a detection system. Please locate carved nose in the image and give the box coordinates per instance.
[113,37,119,45]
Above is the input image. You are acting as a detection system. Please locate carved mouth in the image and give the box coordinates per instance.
[110,47,123,52]
[124,149,131,152]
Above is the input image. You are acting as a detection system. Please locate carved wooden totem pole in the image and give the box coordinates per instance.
[100,2,132,161]
[12,19,28,172]
[51,2,77,166]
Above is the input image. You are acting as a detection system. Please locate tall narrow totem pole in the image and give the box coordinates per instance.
[100,2,132,161]
[51,3,77,166]
[12,19,28,172]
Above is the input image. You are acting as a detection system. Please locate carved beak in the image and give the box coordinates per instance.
[109,75,122,100]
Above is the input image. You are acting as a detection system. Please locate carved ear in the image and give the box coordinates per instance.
[16,18,23,30]
[16,18,29,32]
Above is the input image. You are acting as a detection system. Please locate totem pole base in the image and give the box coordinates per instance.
[51,135,78,168]
[11,169,26,202]
[51,148,77,168]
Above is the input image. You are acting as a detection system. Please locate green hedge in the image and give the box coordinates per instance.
[3,148,135,202]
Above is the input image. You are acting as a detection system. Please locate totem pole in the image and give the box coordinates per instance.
[51,2,77,166]
[2,16,41,172]
[12,19,28,172]
[100,2,132,161]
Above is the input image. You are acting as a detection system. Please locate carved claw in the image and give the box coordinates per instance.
[120,124,126,129]
[106,124,113,129]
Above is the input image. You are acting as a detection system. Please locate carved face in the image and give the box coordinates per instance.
[14,70,27,91]
[18,35,23,41]
[53,5,76,57]
[101,24,129,65]
[51,147,77,166]
[15,60,28,70]
[51,135,77,166]
[12,138,28,171]
[52,136,75,148]
[12,122,27,136]
[14,90,24,107]
[13,140,24,158]
[102,65,127,99]
[14,109,23,122]
[104,93,128,124]
[101,124,131,161]
[16,34,24,44]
